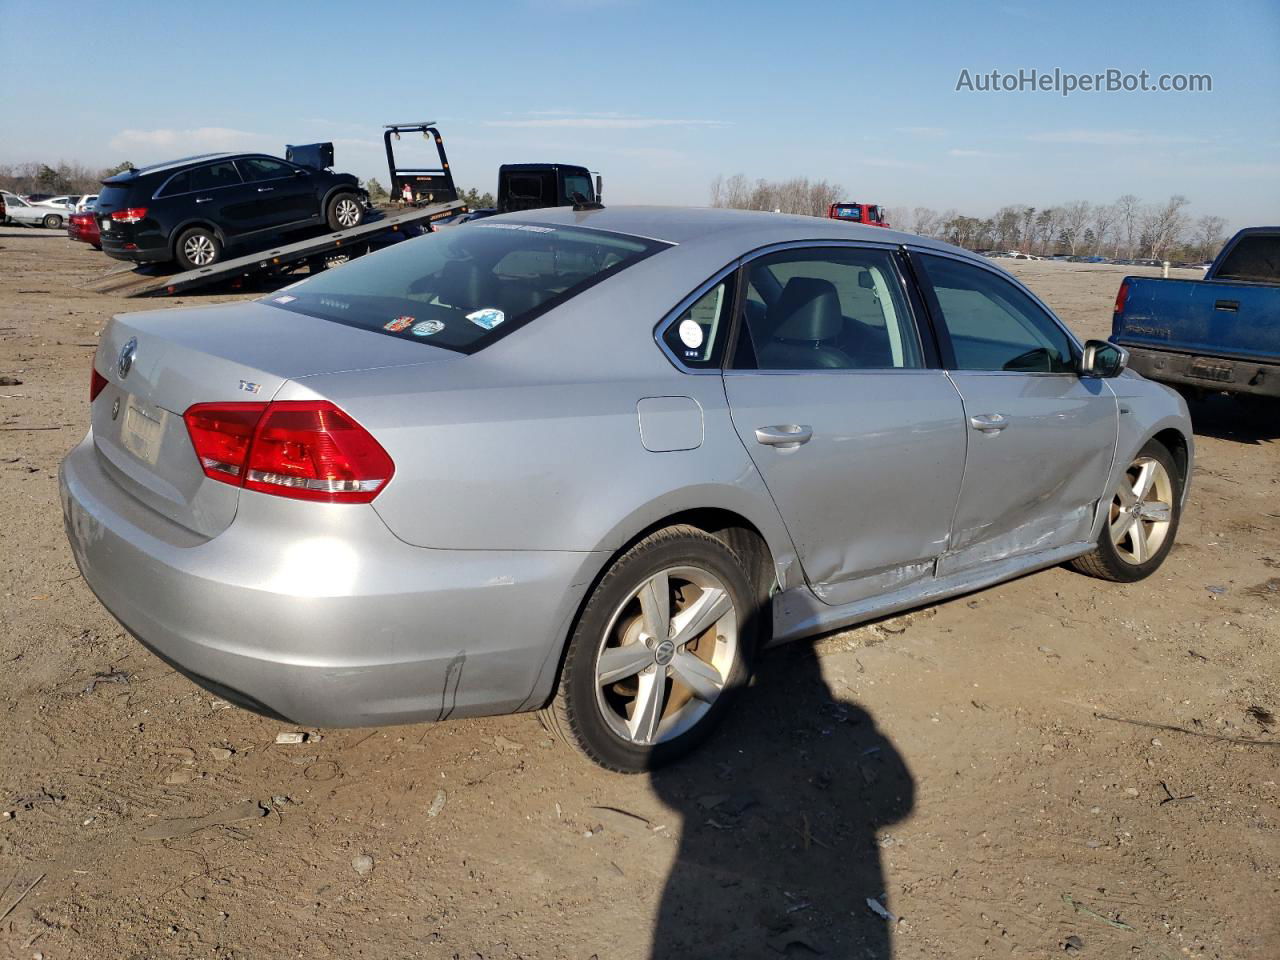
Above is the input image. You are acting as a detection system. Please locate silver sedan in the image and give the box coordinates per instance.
[60,207,1192,772]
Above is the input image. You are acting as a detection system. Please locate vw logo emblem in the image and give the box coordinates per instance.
[118,338,137,379]
[654,639,676,667]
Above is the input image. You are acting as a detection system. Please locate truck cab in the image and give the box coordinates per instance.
[828,201,890,228]
[497,164,598,212]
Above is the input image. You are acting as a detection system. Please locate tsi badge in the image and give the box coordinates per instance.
[239,380,262,395]
[118,337,138,379]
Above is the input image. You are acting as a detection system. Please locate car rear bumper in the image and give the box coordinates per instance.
[59,432,599,727]
[101,237,170,263]
[1120,344,1280,398]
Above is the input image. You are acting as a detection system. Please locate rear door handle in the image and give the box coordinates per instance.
[1214,299,1239,312]
[969,413,1009,433]
[257,187,274,193]
[755,425,813,448]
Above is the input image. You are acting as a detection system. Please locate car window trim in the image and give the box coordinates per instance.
[726,239,934,375]
[653,259,741,375]
[905,245,1083,373]
[153,162,246,199]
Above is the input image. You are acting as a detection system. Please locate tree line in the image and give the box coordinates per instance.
[0,160,134,196]
[710,174,1229,263]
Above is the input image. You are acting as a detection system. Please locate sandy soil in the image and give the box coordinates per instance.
[1,227,1277,960]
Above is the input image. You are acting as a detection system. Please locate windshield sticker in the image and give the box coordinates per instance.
[678,319,705,349]
[272,295,297,304]
[384,316,415,333]
[473,223,555,234]
[412,319,445,337]
[467,308,505,331]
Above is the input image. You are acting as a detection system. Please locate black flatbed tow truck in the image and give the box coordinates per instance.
[81,200,463,297]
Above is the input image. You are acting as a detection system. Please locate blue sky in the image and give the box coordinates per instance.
[4,0,1278,227]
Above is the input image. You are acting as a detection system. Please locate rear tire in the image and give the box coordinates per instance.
[1071,439,1181,582]
[326,193,363,231]
[542,525,756,773]
[175,227,222,271]
[43,214,63,229]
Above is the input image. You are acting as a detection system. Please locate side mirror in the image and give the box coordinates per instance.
[1080,339,1128,378]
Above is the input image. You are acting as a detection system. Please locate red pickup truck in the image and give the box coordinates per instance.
[827,202,890,228]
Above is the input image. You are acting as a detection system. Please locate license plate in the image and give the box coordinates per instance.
[1188,358,1234,383]
[122,395,166,465]
[101,219,111,232]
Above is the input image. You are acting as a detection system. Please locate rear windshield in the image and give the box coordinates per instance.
[264,222,670,353]
[97,184,134,208]
[1214,235,1280,283]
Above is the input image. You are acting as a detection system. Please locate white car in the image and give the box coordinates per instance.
[2,192,67,228]
[76,194,98,212]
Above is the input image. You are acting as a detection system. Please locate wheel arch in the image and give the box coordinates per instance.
[167,219,227,259]
[522,503,788,714]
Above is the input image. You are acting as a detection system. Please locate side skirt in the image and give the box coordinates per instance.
[770,540,1094,645]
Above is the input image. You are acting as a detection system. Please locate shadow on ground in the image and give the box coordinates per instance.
[1182,392,1278,444]
[650,645,914,959]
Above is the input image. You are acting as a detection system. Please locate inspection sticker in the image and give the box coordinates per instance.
[678,319,704,349]
[467,308,505,331]
[412,320,445,337]
[384,316,415,333]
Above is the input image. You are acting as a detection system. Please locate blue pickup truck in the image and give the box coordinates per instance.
[1111,227,1279,405]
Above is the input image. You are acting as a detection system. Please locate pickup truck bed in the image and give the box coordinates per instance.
[1111,227,1280,399]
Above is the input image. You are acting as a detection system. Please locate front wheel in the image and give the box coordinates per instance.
[542,526,756,772]
[1071,439,1181,582]
[43,214,63,229]
[175,227,222,270]
[326,193,363,230]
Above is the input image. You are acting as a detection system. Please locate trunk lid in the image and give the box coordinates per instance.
[92,300,457,537]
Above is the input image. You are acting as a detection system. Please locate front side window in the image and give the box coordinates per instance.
[266,221,669,354]
[732,247,923,371]
[237,157,294,182]
[562,173,593,203]
[917,254,1075,373]
[188,162,242,191]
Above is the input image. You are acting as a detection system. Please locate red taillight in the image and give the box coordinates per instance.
[1114,279,1130,315]
[182,400,394,504]
[90,366,107,403]
[110,207,148,224]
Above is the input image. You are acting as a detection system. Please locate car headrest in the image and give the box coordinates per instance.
[770,277,843,341]
[434,259,486,307]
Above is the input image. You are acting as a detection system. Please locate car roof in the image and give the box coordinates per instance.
[496,204,965,257]
[102,152,286,183]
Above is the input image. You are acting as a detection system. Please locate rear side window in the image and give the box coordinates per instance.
[157,172,190,197]
[265,221,670,354]
[917,254,1074,373]
[189,162,242,191]
[1214,235,1280,283]
[733,247,923,370]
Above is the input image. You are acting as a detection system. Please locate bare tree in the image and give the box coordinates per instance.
[1142,195,1190,259]
[885,206,911,232]
[1192,215,1228,262]
[913,207,941,237]
[1115,194,1140,259]
[1059,201,1092,256]
[1089,203,1118,256]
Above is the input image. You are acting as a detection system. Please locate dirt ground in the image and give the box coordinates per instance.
[1,226,1277,960]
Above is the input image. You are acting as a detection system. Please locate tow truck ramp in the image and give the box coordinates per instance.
[82,200,465,298]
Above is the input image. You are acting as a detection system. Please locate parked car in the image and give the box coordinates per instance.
[95,152,367,271]
[61,207,1192,772]
[1112,226,1279,408]
[76,194,98,212]
[67,210,101,249]
[36,195,79,212]
[1,191,66,228]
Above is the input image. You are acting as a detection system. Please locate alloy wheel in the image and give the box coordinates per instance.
[1109,455,1174,565]
[594,565,738,746]
[335,198,361,228]
[183,234,217,266]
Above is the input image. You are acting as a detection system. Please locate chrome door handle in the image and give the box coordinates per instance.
[969,413,1009,433]
[195,196,213,203]
[257,187,274,193]
[755,425,813,448]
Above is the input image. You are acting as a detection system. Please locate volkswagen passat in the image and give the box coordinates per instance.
[60,207,1192,772]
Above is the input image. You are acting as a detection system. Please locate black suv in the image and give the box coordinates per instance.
[96,153,367,270]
